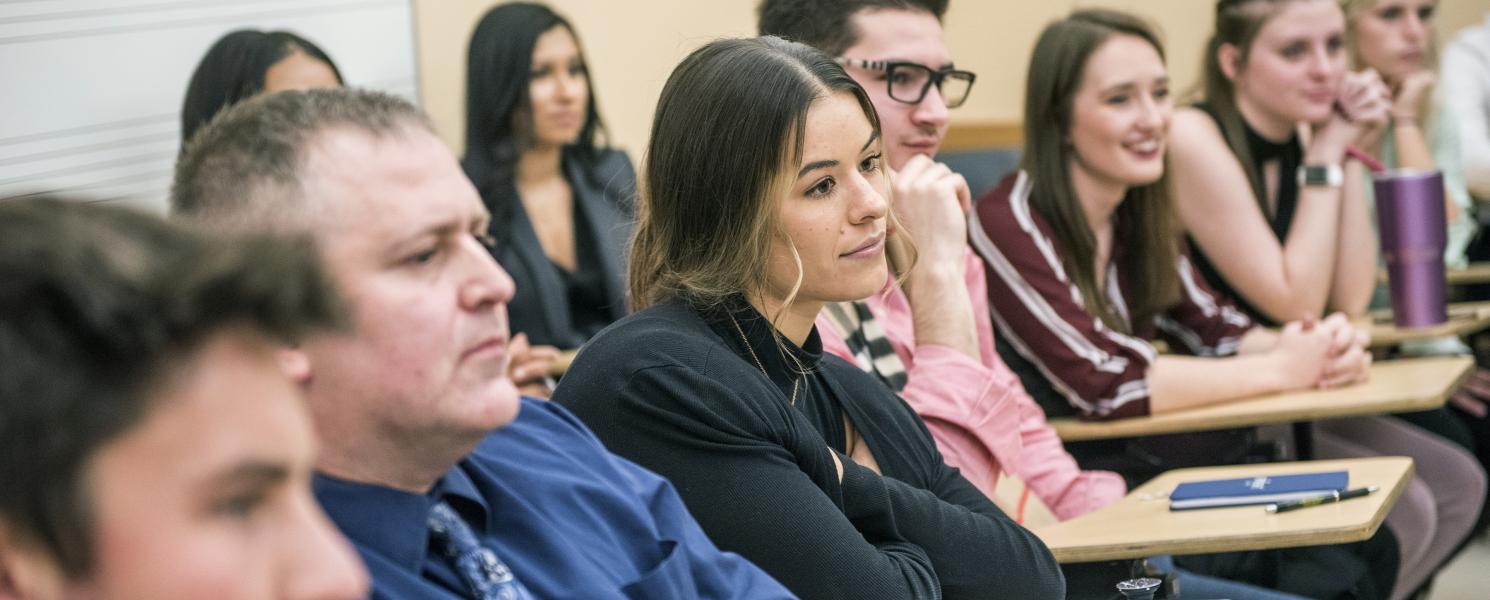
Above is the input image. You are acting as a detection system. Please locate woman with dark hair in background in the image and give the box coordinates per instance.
[180,29,342,144]
[462,2,634,360]
[554,36,1063,600]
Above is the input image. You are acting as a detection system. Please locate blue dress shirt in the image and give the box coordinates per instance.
[314,397,795,600]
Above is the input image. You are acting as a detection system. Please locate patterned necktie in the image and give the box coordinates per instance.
[427,500,534,600]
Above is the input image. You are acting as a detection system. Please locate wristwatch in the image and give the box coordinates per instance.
[1297,164,1344,188]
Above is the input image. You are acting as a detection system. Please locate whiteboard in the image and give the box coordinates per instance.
[0,0,420,213]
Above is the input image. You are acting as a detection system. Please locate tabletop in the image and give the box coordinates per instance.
[1365,301,1490,348]
[1033,457,1413,563]
[1048,356,1472,441]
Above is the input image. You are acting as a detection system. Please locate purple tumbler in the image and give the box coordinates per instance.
[1374,170,1448,328]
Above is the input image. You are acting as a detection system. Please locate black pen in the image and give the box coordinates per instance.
[1266,486,1378,513]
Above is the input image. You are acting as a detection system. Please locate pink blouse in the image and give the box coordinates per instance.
[817,248,1126,520]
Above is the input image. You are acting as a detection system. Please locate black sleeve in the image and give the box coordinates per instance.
[825,362,1066,600]
[910,427,1065,599]
[589,362,942,600]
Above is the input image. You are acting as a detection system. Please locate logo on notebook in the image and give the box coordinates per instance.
[1245,477,1271,490]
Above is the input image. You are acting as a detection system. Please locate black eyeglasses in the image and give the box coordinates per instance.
[837,58,977,108]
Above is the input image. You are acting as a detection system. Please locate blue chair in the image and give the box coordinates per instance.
[936,147,1022,201]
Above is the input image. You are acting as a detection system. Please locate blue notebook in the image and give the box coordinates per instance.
[1168,470,1349,511]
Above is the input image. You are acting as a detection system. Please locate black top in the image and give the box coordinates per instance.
[464,148,635,348]
[553,299,1064,600]
[1188,104,1304,327]
[551,204,613,341]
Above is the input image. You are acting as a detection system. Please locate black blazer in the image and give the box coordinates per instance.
[468,148,635,349]
[553,300,1065,600]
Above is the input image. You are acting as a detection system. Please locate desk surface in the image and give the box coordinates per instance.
[1366,301,1490,348]
[1034,457,1412,563]
[1380,262,1490,286]
[1447,263,1490,285]
[1048,356,1471,442]
[549,349,579,378]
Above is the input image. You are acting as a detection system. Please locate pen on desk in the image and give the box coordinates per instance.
[1266,486,1379,513]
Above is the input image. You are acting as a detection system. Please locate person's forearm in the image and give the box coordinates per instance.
[1148,354,1289,413]
[904,263,980,359]
[1272,185,1346,319]
[898,346,1021,481]
[1235,326,1278,355]
[1330,161,1379,317]
[1256,140,1352,321]
[1011,405,1128,519]
[1392,121,1435,171]
[841,460,1065,599]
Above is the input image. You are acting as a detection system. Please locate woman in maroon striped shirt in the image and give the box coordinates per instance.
[972,8,1478,598]
[972,12,1367,424]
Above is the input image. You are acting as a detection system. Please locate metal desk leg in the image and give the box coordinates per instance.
[1293,421,1314,460]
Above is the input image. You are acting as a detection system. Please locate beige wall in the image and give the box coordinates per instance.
[1439,2,1487,50]
[413,0,760,158]
[414,0,1486,157]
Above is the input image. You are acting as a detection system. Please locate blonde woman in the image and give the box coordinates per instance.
[1345,0,1490,567]
[1344,0,1476,268]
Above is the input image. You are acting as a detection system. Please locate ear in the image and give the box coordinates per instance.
[277,347,313,385]
[1218,42,1242,83]
[0,521,60,600]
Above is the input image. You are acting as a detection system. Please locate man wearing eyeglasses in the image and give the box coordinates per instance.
[761,0,972,169]
[760,0,1055,513]
[760,0,1124,539]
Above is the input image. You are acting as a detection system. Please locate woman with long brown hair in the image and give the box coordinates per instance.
[553,36,1062,599]
[971,8,1407,598]
[975,9,1362,424]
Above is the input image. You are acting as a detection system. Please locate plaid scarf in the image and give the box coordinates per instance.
[824,301,908,392]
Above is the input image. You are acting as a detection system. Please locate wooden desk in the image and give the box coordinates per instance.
[1447,263,1490,285]
[548,349,579,378]
[1379,262,1490,286]
[1034,457,1412,563]
[1049,356,1471,442]
[1365,301,1490,348]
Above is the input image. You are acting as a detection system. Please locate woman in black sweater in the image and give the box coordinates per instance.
[552,37,1063,600]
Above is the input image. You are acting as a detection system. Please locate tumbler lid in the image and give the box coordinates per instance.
[1371,168,1441,182]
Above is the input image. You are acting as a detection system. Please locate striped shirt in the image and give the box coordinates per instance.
[972,171,1253,420]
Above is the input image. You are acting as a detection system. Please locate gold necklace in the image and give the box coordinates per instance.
[727,312,800,406]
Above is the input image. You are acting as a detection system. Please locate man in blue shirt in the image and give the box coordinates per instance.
[171,88,793,600]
